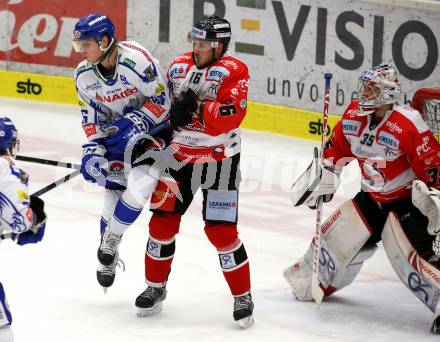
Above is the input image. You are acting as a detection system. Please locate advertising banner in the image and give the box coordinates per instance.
[0,0,438,115]
[0,0,127,68]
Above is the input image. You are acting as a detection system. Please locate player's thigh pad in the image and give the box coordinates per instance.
[382,212,440,313]
[203,189,238,224]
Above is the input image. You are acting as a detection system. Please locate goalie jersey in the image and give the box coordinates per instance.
[0,156,33,235]
[74,41,170,143]
[324,100,440,203]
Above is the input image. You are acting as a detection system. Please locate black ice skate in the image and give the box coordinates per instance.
[96,253,125,293]
[135,286,167,317]
[98,230,122,266]
[233,292,254,329]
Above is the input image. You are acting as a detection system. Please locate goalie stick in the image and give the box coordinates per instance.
[311,73,333,305]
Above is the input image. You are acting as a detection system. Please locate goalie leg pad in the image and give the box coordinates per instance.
[382,212,440,314]
[284,200,374,300]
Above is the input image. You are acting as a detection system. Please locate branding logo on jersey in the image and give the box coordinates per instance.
[109,161,124,172]
[95,87,138,102]
[206,83,219,98]
[240,99,247,109]
[155,83,165,95]
[143,101,166,118]
[144,64,158,82]
[346,109,358,117]
[123,57,136,69]
[152,92,166,106]
[207,66,229,82]
[120,75,130,86]
[309,119,331,136]
[83,123,97,138]
[16,79,42,95]
[342,119,362,135]
[220,59,238,70]
[386,121,403,134]
[384,148,399,158]
[170,64,188,79]
[416,136,431,156]
[174,55,192,62]
[85,82,101,91]
[378,131,400,149]
[238,79,249,89]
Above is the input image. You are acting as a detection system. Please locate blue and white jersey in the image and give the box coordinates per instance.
[74,41,171,143]
[0,157,33,236]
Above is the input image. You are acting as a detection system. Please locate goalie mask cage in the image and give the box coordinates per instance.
[412,87,440,142]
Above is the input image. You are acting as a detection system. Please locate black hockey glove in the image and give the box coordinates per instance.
[170,89,198,131]
[30,195,47,225]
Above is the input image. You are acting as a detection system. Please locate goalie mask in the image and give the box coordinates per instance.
[0,117,19,157]
[357,64,401,115]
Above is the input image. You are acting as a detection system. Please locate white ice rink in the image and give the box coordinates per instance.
[0,97,437,341]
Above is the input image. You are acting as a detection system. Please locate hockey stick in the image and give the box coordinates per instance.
[0,169,81,241]
[16,155,80,170]
[311,73,333,305]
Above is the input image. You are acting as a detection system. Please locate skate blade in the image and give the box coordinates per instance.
[136,302,163,317]
[236,315,254,329]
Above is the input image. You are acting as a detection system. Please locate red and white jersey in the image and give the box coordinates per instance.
[324,100,440,203]
[167,51,249,163]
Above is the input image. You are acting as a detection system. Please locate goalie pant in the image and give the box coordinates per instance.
[144,154,251,296]
[284,190,434,300]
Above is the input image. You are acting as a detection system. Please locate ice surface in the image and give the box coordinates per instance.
[0,98,436,341]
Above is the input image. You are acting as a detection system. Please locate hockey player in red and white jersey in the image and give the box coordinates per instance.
[285,64,440,334]
[133,16,254,328]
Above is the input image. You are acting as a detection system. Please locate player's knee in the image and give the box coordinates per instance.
[204,222,238,250]
[149,212,181,240]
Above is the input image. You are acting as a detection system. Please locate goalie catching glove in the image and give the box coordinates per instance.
[412,180,440,257]
[290,147,341,209]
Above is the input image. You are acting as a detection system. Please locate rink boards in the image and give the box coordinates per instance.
[0,69,340,142]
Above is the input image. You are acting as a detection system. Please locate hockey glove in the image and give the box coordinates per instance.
[81,142,108,186]
[105,112,150,155]
[170,89,198,131]
[14,196,47,246]
[304,163,339,209]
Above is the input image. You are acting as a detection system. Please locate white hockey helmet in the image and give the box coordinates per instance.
[357,64,401,115]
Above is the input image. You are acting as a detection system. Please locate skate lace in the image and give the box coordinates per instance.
[234,294,253,312]
[139,286,163,301]
[99,256,126,275]
[101,231,122,256]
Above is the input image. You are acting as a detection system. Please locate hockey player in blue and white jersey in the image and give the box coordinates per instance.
[72,13,171,290]
[0,117,47,342]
